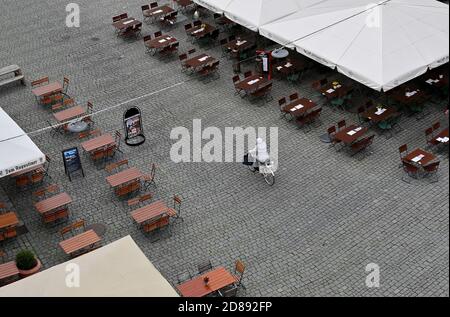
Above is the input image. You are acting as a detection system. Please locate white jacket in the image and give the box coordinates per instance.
[250,138,270,163]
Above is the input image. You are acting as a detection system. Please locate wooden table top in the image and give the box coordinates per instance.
[106,167,143,188]
[184,54,216,69]
[283,98,316,117]
[0,212,19,230]
[227,38,254,53]
[131,200,170,224]
[404,148,437,166]
[59,230,101,255]
[53,105,86,123]
[176,0,194,7]
[146,35,178,49]
[275,59,306,75]
[112,17,141,30]
[362,106,397,123]
[0,261,19,280]
[189,23,216,38]
[424,72,448,88]
[177,267,237,297]
[31,82,62,97]
[144,5,174,18]
[81,133,115,152]
[390,86,425,104]
[321,82,351,100]
[34,192,72,214]
[334,125,368,144]
[236,75,268,92]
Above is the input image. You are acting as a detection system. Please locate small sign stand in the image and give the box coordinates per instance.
[123,106,146,146]
[62,147,85,181]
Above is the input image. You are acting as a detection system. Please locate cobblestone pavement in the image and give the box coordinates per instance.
[0,0,448,297]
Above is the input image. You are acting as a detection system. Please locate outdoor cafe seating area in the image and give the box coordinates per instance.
[0,0,448,297]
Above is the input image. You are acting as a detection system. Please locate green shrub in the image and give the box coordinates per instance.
[15,250,37,270]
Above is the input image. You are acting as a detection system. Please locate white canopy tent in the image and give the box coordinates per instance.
[0,236,179,297]
[225,0,324,31]
[0,107,45,178]
[194,0,323,31]
[259,0,449,91]
[193,0,233,14]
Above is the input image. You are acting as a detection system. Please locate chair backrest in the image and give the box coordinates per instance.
[432,121,441,131]
[141,4,150,11]
[278,97,286,107]
[112,15,121,22]
[117,159,129,169]
[289,93,298,101]
[243,71,252,78]
[403,160,419,173]
[150,2,158,8]
[423,161,440,173]
[31,77,49,87]
[115,130,121,141]
[327,125,336,136]
[171,42,180,50]
[197,260,212,274]
[63,77,69,85]
[143,35,152,42]
[154,31,162,38]
[232,75,240,84]
[179,53,187,62]
[188,48,196,55]
[213,13,222,20]
[425,127,433,138]
[399,144,407,157]
[60,225,73,239]
[235,260,245,275]
[173,195,181,211]
[140,193,153,204]
[87,101,93,113]
[337,120,346,130]
[134,22,143,30]
[120,13,128,20]
[193,20,202,27]
[184,23,192,31]
[105,162,118,173]
[31,171,44,184]
[72,219,85,231]
[219,38,228,46]
[312,107,323,119]
[63,98,74,107]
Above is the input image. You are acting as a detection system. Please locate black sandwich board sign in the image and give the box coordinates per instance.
[62,147,84,181]
[123,106,146,146]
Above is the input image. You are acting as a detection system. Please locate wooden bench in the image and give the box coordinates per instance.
[0,261,20,286]
[0,65,25,88]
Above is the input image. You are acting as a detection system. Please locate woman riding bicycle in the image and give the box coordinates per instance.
[248,138,270,172]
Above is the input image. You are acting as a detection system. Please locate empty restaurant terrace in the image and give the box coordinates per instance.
[0,0,448,297]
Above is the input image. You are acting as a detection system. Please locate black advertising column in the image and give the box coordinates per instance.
[123,106,146,146]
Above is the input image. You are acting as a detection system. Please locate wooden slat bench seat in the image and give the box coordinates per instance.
[0,261,20,285]
[0,65,25,88]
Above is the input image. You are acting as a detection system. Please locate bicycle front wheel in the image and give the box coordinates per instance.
[263,172,275,186]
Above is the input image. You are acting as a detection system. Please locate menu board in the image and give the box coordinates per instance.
[62,147,84,181]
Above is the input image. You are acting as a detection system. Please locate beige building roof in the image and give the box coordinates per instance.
[0,235,179,297]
